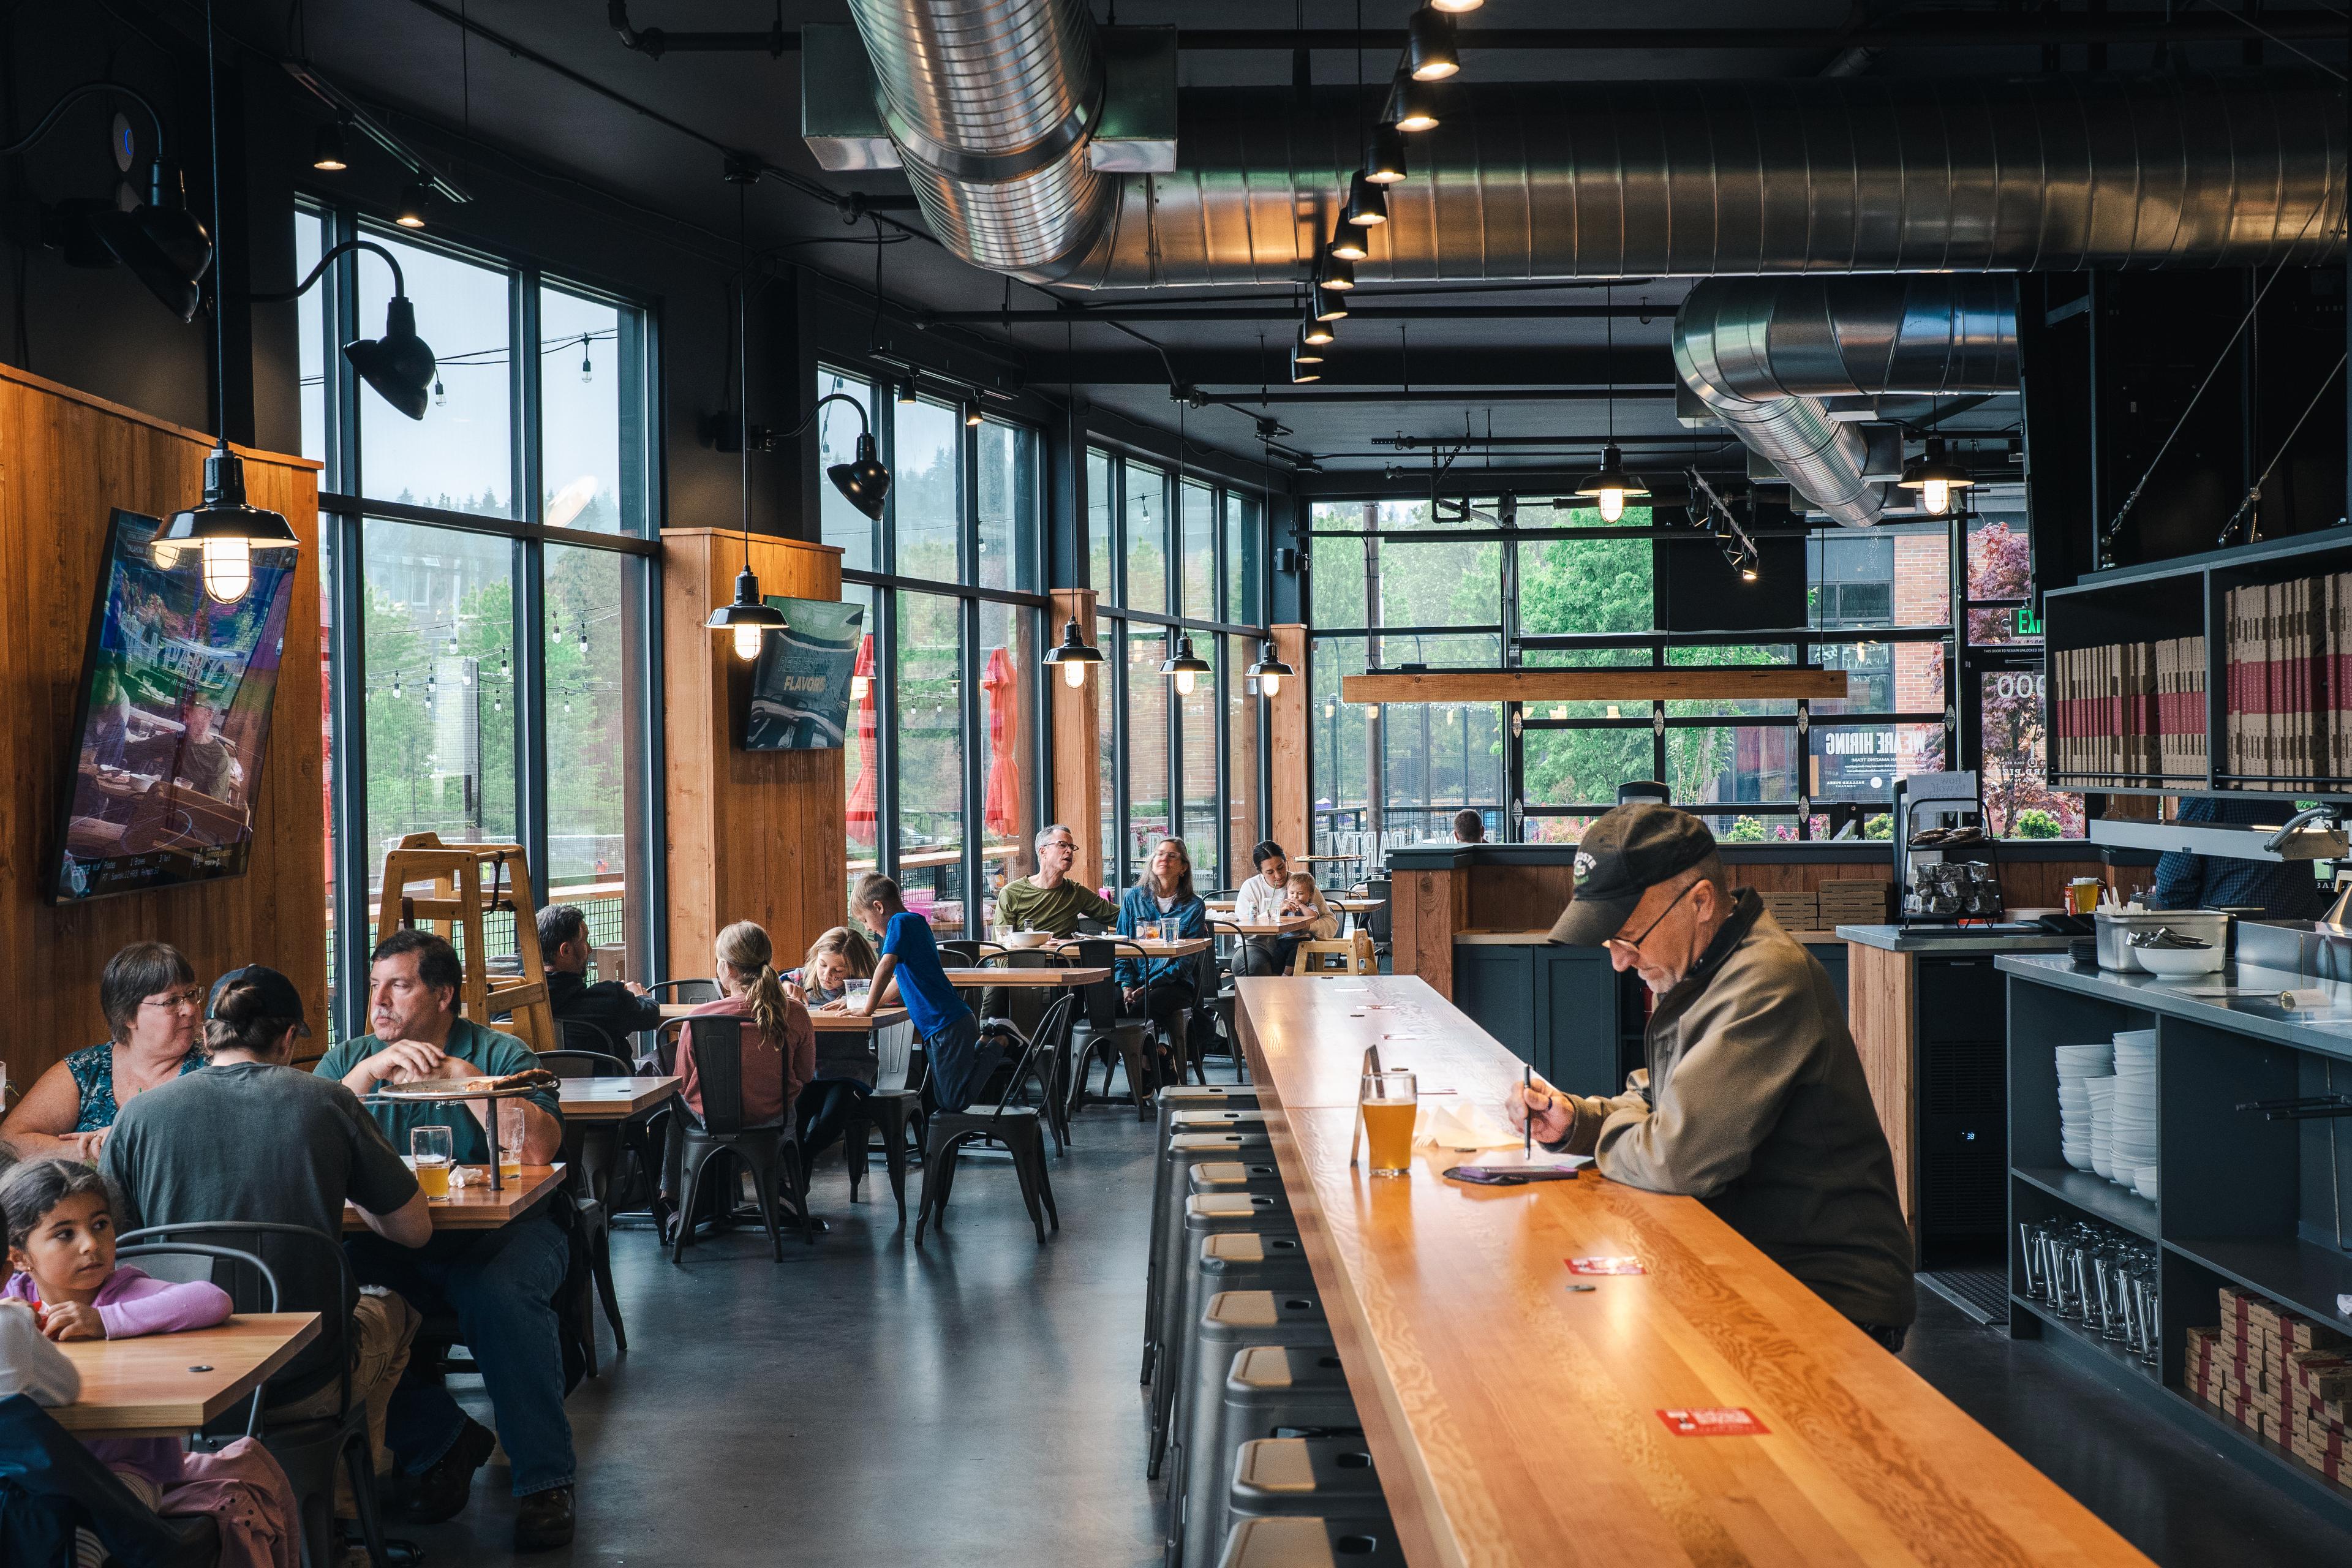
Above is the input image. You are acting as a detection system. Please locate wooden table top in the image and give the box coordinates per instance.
[1234,974,2152,1568]
[1209,896,1385,913]
[344,1163,567,1232]
[557,1076,679,1120]
[53,1313,321,1439]
[1213,915,1319,936]
[939,965,1112,987]
[1056,936,1214,959]
[659,1002,910,1032]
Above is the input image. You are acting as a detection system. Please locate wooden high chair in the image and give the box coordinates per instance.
[374,833,560,1052]
[1291,932,1377,976]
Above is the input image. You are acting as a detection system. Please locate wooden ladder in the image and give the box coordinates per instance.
[373,833,558,1052]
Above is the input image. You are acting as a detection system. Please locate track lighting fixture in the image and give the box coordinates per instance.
[895,379,919,405]
[1044,617,1106,688]
[1362,123,1407,184]
[1384,69,1440,132]
[1406,7,1461,80]
[311,120,350,172]
[963,393,984,428]
[394,176,430,228]
[1341,171,1389,227]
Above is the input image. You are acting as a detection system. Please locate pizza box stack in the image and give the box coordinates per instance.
[1817,879,1891,927]
[1758,890,1820,932]
[2192,1287,2352,1493]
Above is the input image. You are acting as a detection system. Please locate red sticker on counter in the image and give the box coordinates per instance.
[1567,1257,1646,1275]
[1657,1408,1770,1437]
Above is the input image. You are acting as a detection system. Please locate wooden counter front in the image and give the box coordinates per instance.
[1234,974,2150,1568]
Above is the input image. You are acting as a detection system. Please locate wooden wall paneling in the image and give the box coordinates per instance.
[1847,941,1917,1232]
[661,529,845,979]
[1464,863,1575,932]
[1048,588,1101,890]
[1267,623,1308,856]
[0,364,323,1095]
[1389,867,1466,996]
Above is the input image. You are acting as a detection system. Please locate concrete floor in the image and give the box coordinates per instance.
[401,1110,2352,1568]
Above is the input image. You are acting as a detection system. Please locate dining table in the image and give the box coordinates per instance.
[50,1313,322,1440]
[1234,974,2154,1567]
[940,965,1113,987]
[658,1001,911,1033]
[557,1075,679,1121]
[345,1163,567,1232]
[1057,936,1215,960]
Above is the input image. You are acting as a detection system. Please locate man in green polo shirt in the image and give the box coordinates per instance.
[315,929,578,1551]
[994,822,1117,935]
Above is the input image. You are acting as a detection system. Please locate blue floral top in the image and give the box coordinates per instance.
[63,1041,205,1133]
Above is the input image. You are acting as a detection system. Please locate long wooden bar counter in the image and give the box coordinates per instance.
[1232,973,2150,1568]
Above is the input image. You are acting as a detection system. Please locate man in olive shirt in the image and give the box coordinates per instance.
[175,698,242,802]
[317,929,576,1551]
[1506,806,1917,1348]
[994,823,1117,935]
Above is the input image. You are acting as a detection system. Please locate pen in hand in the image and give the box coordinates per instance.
[1523,1063,1532,1157]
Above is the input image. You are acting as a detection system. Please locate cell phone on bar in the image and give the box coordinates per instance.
[1443,1165,1581,1186]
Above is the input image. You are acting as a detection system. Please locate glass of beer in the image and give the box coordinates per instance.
[1360,1070,1417,1177]
[412,1125,454,1200]
[497,1100,526,1181]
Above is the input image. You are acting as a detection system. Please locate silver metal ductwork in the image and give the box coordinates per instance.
[1673,276,2019,528]
[838,0,1113,276]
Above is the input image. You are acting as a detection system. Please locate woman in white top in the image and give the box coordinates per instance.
[1231,841,1307,976]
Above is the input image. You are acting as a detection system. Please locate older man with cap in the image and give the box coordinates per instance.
[1504,805,1917,1349]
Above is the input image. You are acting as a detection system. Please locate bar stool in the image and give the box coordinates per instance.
[1175,1293,1341,1568]
[1217,1518,1408,1568]
[1149,1193,1293,1476]
[1156,1229,1313,1480]
[1177,1343,1360,1567]
[1145,1131,1273,1387]
[1227,1437,1388,1525]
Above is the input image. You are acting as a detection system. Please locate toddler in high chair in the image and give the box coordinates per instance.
[1281,873,1341,940]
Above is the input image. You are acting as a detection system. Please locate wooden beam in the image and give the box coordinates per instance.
[1341,667,1848,704]
[1267,623,1310,858]
[1049,588,1102,891]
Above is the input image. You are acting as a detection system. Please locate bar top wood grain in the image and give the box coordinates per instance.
[1234,974,2152,1568]
[52,1313,321,1439]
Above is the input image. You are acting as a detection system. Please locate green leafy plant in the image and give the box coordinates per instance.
[2011,807,2062,840]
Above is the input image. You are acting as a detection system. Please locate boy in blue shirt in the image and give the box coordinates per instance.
[853,873,1000,1112]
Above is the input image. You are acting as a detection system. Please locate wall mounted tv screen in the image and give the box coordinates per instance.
[50,508,298,903]
[744,597,865,752]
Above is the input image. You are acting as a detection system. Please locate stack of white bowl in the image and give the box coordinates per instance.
[2053,1042,2113,1172]
[2111,1029,2159,1200]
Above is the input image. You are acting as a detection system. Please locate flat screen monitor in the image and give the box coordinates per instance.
[50,508,299,903]
[744,597,864,752]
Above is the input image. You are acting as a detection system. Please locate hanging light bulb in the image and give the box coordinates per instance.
[1324,699,1336,718]
[1384,70,1441,132]
[1314,246,1357,291]
[1043,616,1106,687]
[1365,703,1380,719]
[579,338,594,383]
[1341,172,1389,227]
[391,674,402,701]
[200,535,251,601]
[1406,7,1461,79]
[1247,638,1296,698]
[154,442,297,605]
[851,673,870,701]
[1289,344,1322,383]
[1896,437,1971,516]
[432,377,446,407]
[1313,285,1349,323]
[1572,443,1650,524]
[731,619,768,662]
[1362,123,1408,185]
[1300,312,1336,347]
[499,653,510,680]
[1159,633,1212,696]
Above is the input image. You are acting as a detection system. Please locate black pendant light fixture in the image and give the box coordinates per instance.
[1044,616,1106,687]
[154,0,297,605]
[394,176,431,229]
[1896,436,1972,516]
[1314,245,1357,291]
[1327,221,1370,263]
[1406,7,1461,79]
[255,238,437,420]
[1246,638,1296,698]
[1362,122,1408,185]
[1572,287,1651,522]
[1,83,214,321]
[311,119,350,172]
[1341,171,1390,228]
[1289,342,1323,383]
[1159,633,1214,695]
[1384,69,1441,132]
[1312,285,1350,323]
[704,181,789,663]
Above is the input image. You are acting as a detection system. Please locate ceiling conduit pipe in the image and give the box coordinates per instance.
[1671,276,2019,529]
[839,0,1112,277]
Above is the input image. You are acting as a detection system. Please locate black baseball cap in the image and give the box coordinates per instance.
[1546,805,1717,946]
[207,963,313,1037]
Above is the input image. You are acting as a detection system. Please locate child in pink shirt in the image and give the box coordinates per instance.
[1,1157,301,1568]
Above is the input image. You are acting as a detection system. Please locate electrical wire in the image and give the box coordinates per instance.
[2217,350,2348,545]
[2189,0,2348,80]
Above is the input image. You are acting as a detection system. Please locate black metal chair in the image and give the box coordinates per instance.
[671,1013,813,1261]
[642,978,722,1006]
[533,1047,634,1370]
[118,1224,390,1568]
[556,1017,623,1058]
[915,995,1071,1245]
[1067,937,1158,1120]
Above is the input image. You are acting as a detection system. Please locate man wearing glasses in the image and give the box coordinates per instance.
[1504,805,1916,1351]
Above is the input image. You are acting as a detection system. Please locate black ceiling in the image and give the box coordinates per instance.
[218,1,2344,473]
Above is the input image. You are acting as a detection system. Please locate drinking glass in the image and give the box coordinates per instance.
[2019,1223,2048,1302]
[497,1099,527,1179]
[845,979,873,1006]
[1360,1070,1417,1177]
[411,1125,454,1200]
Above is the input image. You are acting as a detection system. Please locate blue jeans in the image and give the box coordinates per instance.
[924,1011,1001,1114]
[348,1216,576,1497]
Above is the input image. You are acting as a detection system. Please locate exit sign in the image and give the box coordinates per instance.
[2014,602,2044,636]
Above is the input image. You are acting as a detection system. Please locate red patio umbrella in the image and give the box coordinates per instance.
[982,646,1020,839]
[846,633,878,847]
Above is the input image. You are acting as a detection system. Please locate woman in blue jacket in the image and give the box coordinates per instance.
[1117,838,1210,1072]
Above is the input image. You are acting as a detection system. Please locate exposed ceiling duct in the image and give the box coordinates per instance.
[1672,276,2019,529]
[815,7,2345,287]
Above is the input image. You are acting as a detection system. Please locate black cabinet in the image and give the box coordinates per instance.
[1450,943,1628,1099]
[1915,956,2010,1269]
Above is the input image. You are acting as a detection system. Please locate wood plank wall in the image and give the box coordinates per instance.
[0,365,323,1093]
[1049,587,1101,891]
[1267,624,1309,856]
[660,529,846,978]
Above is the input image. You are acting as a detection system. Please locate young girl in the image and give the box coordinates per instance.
[786,925,879,1008]
[1,1158,301,1568]
[1281,872,1341,940]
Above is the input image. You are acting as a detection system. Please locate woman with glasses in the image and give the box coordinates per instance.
[0,943,206,1160]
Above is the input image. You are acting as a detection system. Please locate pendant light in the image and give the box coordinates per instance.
[310,120,350,172]
[1341,171,1389,227]
[1406,7,1461,80]
[1246,639,1296,698]
[704,184,788,662]
[1571,287,1649,522]
[394,176,430,229]
[1312,285,1350,323]
[1159,633,1213,696]
[1897,436,1972,516]
[1384,69,1440,132]
[1327,222,1370,263]
[153,0,297,605]
[1289,344,1322,383]
[1431,0,1482,9]
[1362,123,1407,184]
[1300,311,1336,347]
[1314,245,1357,291]
[1044,616,1106,688]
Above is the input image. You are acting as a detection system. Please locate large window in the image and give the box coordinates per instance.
[823,366,1046,938]
[299,203,657,1038]
[1088,448,1270,892]
[1307,491,2046,851]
